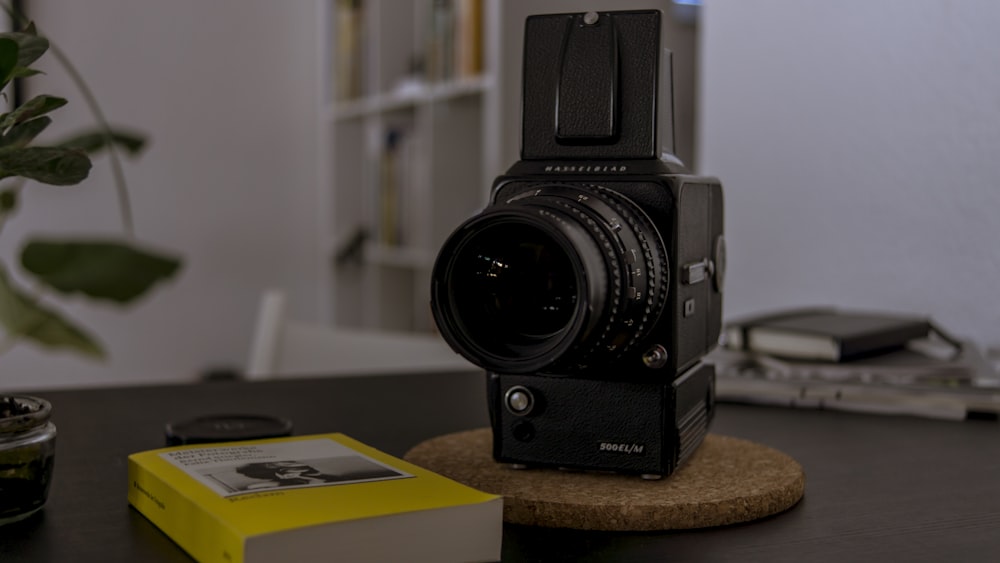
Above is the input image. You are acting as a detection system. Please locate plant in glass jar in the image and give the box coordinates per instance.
[0,21,181,524]
[0,395,55,524]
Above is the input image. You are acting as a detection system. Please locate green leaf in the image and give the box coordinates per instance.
[10,67,43,79]
[0,189,16,212]
[0,31,50,68]
[0,37,18,89]
[57,129,147,157]
[0,30,49,69]
[0,116,51,149]
[0,146,91,185]
[0,95,67,132]
[0,264,105,359]
[21,239,182,304]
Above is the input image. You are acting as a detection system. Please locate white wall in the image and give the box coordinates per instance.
[699,0,1000,345]
[0,1,321,389]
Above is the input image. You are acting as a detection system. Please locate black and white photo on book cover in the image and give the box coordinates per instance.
[159,438,412,497]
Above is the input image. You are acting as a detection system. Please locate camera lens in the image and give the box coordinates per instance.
[433,212,602,373]
[432,183,668,375]
[453,223,575,341]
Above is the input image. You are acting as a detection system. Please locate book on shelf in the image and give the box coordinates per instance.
[334,0,364,101]
[377,125,415,247]
[128,432,502,563]
[426,0,483,82]
[724,307,934,362]
[455,0,484,77]
[427,0,455,82]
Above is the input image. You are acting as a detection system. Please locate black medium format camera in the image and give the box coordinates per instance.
[430,10,725,478]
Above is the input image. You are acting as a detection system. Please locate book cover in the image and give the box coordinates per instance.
[725,308,932,362]
[128,433,502,563]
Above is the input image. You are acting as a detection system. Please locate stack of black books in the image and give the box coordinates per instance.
[712,308,1000,421]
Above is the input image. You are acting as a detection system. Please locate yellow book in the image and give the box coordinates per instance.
[128,433,502,563]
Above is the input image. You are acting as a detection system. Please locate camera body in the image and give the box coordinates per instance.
[430,10,725,477]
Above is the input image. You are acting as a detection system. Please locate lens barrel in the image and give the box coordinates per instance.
[431,184,669,375]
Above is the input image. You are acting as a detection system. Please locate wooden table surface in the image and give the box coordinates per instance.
[1,371,998,562]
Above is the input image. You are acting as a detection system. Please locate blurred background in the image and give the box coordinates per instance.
[2,0,998,389]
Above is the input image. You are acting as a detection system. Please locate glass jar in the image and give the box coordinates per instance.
[0,395,57,526]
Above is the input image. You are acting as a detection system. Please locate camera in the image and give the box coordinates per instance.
[430,10,725,478]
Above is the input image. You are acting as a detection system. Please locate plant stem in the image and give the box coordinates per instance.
[46,43,135,239]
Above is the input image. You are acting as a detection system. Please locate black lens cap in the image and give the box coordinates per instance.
[164,414,293,446]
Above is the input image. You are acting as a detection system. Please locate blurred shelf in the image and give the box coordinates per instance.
[328,75,494,121]
[320,0,499,332]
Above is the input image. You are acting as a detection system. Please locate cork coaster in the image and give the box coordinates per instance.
[404,428,805,531]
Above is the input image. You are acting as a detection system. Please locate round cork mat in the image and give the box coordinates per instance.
[404,428,804,531]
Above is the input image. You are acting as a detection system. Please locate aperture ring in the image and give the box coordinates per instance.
[591,185,670,354]
[505,195,622,370]
[504,183,668,368]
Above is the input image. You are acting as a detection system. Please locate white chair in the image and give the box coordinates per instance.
[245,290,477,379]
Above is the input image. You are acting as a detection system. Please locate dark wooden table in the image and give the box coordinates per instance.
[2,371,998,562]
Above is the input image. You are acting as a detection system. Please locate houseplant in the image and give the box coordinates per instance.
[0,21,181,524]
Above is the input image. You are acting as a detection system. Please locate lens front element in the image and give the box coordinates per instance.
[453,223,577,344]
